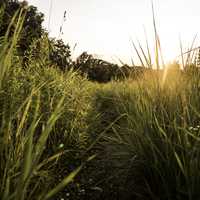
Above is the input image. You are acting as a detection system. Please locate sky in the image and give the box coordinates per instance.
[26,0,200,65]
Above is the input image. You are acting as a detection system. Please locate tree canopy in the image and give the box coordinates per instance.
[0,0,44,55]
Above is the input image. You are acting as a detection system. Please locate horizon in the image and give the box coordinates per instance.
[27,0,200,65]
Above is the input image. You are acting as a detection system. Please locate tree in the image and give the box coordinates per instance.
[25,34,72,71]
[74,52,121,82]
[0,0,44,55]
[49,39,72,71]
[74,51,94,74]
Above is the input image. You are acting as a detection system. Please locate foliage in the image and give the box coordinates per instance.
[0,0,44,56]
[25,34,72,71]
[73,52,145,83]
[85,71,200,200]
[2,1,200,200]
[49,38,72,71]
[0,1,73,71]
[0,10,92,200]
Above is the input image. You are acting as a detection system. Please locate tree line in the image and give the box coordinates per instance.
[2,0,186,83]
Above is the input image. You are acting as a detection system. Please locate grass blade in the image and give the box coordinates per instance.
[43,166,82,200]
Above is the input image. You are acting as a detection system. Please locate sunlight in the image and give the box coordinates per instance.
[2,1,200,199]
[26,0,200,65]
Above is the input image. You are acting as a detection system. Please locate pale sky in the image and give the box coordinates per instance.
[27,0,200,65]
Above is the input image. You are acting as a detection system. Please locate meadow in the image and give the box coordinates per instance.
[1,3,200,200]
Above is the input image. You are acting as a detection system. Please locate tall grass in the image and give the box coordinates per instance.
[81,3,200,199]
[0,9,94,200]
[86,69,200,199]
[1,3,200,200]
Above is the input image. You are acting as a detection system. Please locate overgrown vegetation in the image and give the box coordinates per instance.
[1,1,200,200]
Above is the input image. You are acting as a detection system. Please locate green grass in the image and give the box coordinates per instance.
[86,69,200,199]
[1,6,200,200]
[0,10,94,199]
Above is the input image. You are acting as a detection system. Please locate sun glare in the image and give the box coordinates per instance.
[26,0,200,65]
